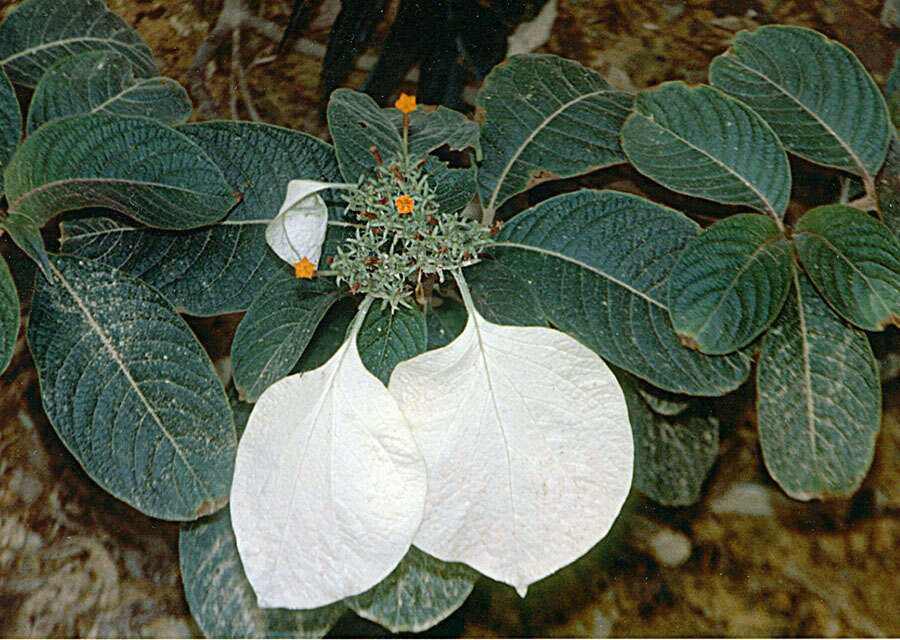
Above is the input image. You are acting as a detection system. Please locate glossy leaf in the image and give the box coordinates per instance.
[668,214,793,354]
[616,369,719,507]
[230,302,426,608]
[231,278,341,402]
[474,189,751,396]
[181,508,346,639]
[357,303,427,384]
[477,54,632,218]
[756,269,881,500]
[26,50,191,133]
[5,114,236,231]
[345,546,478,633]
[27,255,235,520]
[60,121,345,315]
[389,278,633,595]
[0,66,20,193]
[710,25,890,186]
[621,82,791,220]
[794,205,900,331]
[0,0,155,87]
[0,254,19,374]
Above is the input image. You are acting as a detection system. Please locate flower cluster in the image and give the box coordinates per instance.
[331,154,489,307]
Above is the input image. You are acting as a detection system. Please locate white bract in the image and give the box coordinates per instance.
[265,179,353,268]
[230,298,427,608]
[388,276,633,595]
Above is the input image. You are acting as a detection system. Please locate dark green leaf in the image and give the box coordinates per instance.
[425,297,466,350]
[426,156,476,213]
[615,369,719,506]
[26,50,191,133]
[293,297,356,372]
[5,114,236,232]
[0,0,156,88]
[477,54,632,218]
[61,121,345,315]
[794,205,900,331]
[668,214,793,354]
[710,25,890,187]
[475,189,750,396]
[228,386,253,441]
[180,507,346,638]
[621,82,791,220]
[463,257,547,327]
[27,255,235,520]
[387,105,482,159]
[0,253,19,374]
[232,278,341,402]
[0,66,20,193]
[345,546,478,633]
[756,268,881,500]
[2,212,52,277]
[328,88,402,182]
[634,380,692,417]
[357,302,427,384]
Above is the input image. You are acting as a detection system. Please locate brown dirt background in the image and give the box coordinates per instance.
[0,0,898,637]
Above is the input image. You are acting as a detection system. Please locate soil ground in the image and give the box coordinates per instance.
[0,0,898,636]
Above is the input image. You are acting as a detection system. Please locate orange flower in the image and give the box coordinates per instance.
[293,257,316,279]
[394,194,415,214]
[394,93,417,114]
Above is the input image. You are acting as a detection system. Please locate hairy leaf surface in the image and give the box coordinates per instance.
[27,50,191,132]
[756,269,881,500]
[668,214,793,354]
[0,66,20,193]
[0,254,19,374]
[27,255,235,520]
[477,54,632,218]
[622,83,791,220]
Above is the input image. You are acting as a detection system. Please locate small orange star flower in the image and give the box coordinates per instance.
[394,194,415,214]
[293,257,316,279]
[394,93,417,114]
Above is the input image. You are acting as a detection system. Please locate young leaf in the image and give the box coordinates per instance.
[230,299,427,608]
[756,268,881,500]
[425,155,477,214]
[621,83,791,222]
[27,255,236,520]
[0,0,155,87]
[181,508,346,639]
[389,106,482,159]
[615,369,719,507]
[5,114,236,231]
[710,25,890,191]
[794,205,900,331]
[26,50,191,133]
[477,189,751,396]
[231,278,341,402]
[477,54,632,219]
[2,212,52,278]
[388,276,633,596]
[668,213,793,354]
[327,88,403,182]
[0,66,20,193]
[0,253,19,374]
[357,303,427,384]
[60,121,345,315]
[345,546,478,633]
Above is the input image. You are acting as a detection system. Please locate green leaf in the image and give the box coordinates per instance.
[0,66,20,193]
[5,114,236,232]
[0,0,156,88]
[2,212,52,278]
[425,297,466,350]
[0,253,19,374]
[475,189,750,396]
[232,278,341,402]
[463,257,548,327]
[615,369,719,506]
[426,156,476,213]
[60,121,345,315]
[621,82,791,220]
[634,381,691,417]
[26,50,191,133]
[293,298,356,372]
[710,25,890,187]
[667,214,793,354]
[793,205,900,331]
[477,54,632,218]
[228,386,253,440]
[180,507,346,638]
[345,546,478,633]
[387,105,482,159]
[357,302,427,384]
[756,268,881,500]
[328,88,402,182]
[27,255,235,520]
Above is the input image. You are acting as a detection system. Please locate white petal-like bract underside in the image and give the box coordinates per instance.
[230,333,427,609]
[265,179,350,267]
[388,306,633,595]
